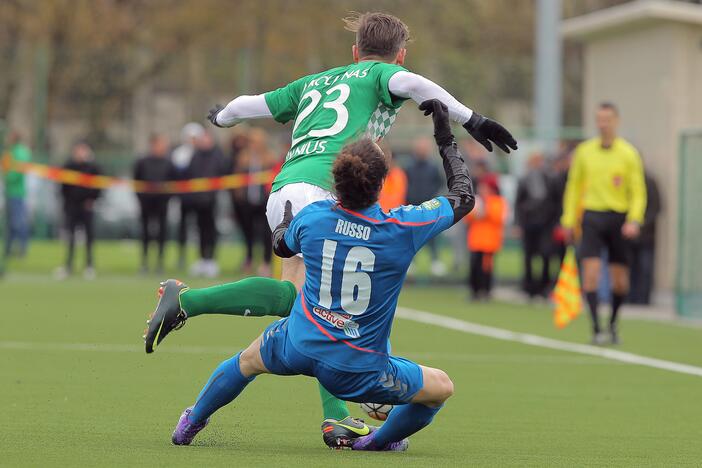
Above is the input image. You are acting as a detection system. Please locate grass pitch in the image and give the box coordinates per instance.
[1,241,701,467]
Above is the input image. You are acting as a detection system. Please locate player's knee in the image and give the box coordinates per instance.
[238,336,267,377]
[434,369,454,403]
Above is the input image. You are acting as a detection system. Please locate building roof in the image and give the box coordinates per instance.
[562,0,702,40]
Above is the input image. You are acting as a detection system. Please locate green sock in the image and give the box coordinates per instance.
[319,383,350,421]
[180,278,349,420]
[179,277,297,318]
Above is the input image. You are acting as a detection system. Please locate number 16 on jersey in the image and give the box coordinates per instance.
[318,239,375,316]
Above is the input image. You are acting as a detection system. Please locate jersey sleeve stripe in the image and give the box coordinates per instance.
[337,204,442,227]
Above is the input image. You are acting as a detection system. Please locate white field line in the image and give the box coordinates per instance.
[0,340,622,365]
[2,309,701,376]
[396,307,702,378]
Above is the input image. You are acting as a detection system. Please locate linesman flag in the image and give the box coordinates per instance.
[553,247,582,328]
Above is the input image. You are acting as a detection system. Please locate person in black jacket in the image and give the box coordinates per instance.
[515,152,560,298]
[184,131,227,278]
[134,134,177,273]
[56,141,102,280]
[628,171,661,304]
[405,136,445,276]
[229,128,275,276]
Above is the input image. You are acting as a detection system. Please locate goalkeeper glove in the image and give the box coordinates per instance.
[418,99,453,146]
[207,104,225,128]
[463,113,518,153]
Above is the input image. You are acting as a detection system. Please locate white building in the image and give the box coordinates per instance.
[562,0,702,297]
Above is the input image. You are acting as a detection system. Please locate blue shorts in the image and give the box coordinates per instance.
[259,318,423,405]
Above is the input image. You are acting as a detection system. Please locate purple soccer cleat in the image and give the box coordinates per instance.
[172,407,209,445]
[351,432,409,452]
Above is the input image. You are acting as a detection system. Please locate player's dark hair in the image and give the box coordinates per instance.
[344,12,410,60]
[333,138,388,210]
[599,101,619,115]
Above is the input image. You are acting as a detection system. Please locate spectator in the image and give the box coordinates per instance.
[378,145,407,212]
[172,122,205,269]
[133,133,177,274]
[230,128,275,276]
[629,171,661,304]
[464,178,508,300]
[184,131,226,278]
[550,151,573,264]
[405,136,445,276]
[56,141,102,280]
[515,152,559,299]
[2,130,31,258]
[561,102,646,345]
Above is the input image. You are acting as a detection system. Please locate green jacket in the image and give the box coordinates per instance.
[3,143,31,199]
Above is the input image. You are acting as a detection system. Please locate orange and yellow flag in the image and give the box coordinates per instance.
[552,247,582,328]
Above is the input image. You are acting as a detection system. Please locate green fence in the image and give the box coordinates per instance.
[676,128,702,318]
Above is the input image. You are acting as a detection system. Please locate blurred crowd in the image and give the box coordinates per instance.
[2,120,661,306]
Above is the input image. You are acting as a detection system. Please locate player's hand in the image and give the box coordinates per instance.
[207,104,226,128]
[622,221,640,239]
[463,113,518,154]
[561,226,574,245]
[418,99,452,145]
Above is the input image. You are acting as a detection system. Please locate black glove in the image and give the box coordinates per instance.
[271,201,295,258]
[463,113,518,153]
[207,104,225,128]
[418,99,453,146]
[281,200,293,226]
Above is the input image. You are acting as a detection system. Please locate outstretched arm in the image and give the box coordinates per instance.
[207,95,273,128]
[418,99,475,224]
[390,71,473,125]
[390,71,518,154]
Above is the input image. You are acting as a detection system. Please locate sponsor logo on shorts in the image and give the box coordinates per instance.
[313,306,360,338]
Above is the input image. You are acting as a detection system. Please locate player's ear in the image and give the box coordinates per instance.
[352,44,360,63]
[395,48,406,65]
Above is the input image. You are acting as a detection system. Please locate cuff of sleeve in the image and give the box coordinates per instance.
[560,215,574,229]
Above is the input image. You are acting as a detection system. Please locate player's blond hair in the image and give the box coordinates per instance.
[343,12,410,60]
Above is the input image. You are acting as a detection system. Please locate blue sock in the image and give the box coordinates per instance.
[372,403,442,446]
[189,353,255,424]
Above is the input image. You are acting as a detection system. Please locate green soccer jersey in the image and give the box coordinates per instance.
[265,61,408,192]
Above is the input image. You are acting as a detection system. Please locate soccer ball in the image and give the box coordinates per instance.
[359,402,393,421]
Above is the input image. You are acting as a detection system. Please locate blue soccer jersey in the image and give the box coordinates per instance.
[283,198,454,372]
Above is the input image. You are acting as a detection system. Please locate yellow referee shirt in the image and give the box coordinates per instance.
[561,137,646,228]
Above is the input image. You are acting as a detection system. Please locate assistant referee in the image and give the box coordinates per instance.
[561,102,646,345]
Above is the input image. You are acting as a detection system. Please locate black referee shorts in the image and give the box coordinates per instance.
[580,210,630,265]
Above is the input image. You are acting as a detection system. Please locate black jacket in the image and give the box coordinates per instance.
[405,158,443,205]
[133,155,177,205]
[60,160,102,211]
[515,169,560,229]
[182,146,227,208]
[637,173,661,248]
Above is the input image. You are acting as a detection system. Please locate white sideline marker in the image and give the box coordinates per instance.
[396,307,702,378]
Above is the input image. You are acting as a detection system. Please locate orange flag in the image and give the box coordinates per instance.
[552,247,582,328]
